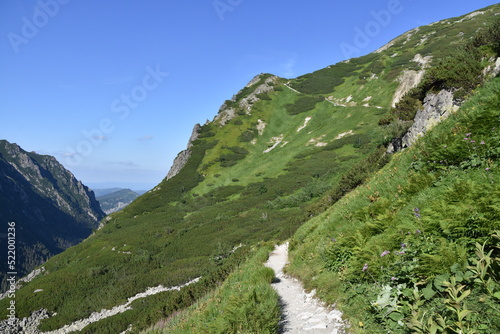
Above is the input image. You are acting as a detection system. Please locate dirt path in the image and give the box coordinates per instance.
[265,243,346,333]
[283,83,302,94]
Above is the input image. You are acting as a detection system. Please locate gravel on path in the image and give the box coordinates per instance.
[265,243,347,334]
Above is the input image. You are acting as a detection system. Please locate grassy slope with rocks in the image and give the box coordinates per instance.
[1,4,499,333]
[288,74,500,334]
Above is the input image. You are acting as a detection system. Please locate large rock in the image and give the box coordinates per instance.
[213,74,279,125]
[165,123,201,180]
[401,89,459,148]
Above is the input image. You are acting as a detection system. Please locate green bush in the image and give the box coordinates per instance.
[256,92,272,100]
[421,45,483,97]
[285,96,324,115]
[391,94,422,122]
[238,128,258,142]
[289,62,360,94]
[217,146,249,167]
[473,17,500,54]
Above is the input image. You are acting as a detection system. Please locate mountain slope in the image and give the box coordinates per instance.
[0,140,105,292]
[96,189,140,214]
[1,4,499,333]
[287,75,500,334]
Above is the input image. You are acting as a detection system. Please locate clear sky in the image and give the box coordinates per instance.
[0,0,498,190]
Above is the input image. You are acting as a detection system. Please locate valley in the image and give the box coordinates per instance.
[1,3,499,333]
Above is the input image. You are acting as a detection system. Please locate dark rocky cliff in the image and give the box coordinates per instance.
[0,140,104,291]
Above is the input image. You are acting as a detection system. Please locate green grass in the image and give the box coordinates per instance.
[146,244,280,334]
[287,76,500,333]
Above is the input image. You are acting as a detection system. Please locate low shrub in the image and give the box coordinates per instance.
[285,96,324,115]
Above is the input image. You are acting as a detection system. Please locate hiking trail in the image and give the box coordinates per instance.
[265,243,347,333]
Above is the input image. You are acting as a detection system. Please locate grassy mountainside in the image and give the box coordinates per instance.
[1,4,499,333]
[288,75,500,333]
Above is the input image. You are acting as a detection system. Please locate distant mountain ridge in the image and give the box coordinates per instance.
[92,188,123,197]
[0,140,105,292]
[96,188,141,214]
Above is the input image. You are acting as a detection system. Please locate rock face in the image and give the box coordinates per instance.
[391,54,431,107]
[166,123,201,180]
[0,140,105,292]
[483,57,500,78]
[213,74,279,126]
[402,89,459,148]
[391,70,425,107]
[0,308,49,334]
[389,56,499,153]
[387,89,459,153]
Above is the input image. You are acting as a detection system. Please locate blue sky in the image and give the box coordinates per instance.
[0,0,498,190]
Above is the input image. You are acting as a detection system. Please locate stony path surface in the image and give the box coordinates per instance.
[42,277,201,334]
[265,243,346,334]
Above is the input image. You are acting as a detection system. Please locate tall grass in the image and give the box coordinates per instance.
[146,244,280,334]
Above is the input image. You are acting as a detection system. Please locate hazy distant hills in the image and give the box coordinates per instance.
[95,188,142,214]
[0,139,105,292]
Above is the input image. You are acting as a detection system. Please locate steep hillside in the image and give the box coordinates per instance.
[1,4,499,334]
[96,189,140,215]
[287,75,500,334]
[0,140,105,293]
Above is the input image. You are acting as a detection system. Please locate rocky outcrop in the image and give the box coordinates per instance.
[213,74,279,125]
[483,57,500,78]
[402,89,459,148]
[0,308,49,334]
[238,75,279,112]
[213,106,237,127]
[387,89,459,153]
[391,54,431,107]
[0,140,104,292]
[165,123,201,180]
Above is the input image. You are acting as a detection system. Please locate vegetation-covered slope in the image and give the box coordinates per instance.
[288,74,500,333]
[0,140,104,294]
[1,4,499,334]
